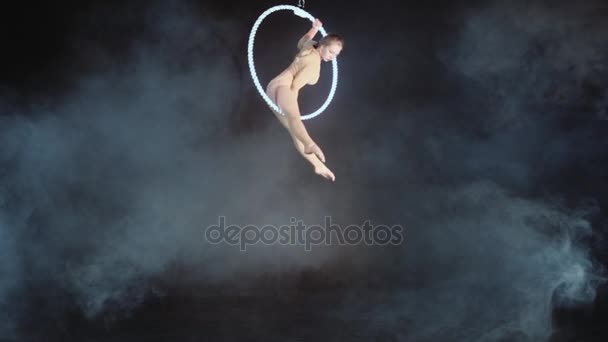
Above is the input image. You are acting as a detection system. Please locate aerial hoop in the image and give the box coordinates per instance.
[247,5,339,120]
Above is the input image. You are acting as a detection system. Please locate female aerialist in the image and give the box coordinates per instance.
[265,18,343,182]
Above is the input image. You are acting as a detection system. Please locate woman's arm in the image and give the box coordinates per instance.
[287,63,320,143]
[297,19,322,49]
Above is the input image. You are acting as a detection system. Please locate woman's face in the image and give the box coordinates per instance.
[319,42,342,62]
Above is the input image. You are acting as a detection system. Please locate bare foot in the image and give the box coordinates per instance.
[314,164,335,182]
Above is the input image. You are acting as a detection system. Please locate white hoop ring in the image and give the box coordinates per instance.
[247,5,339,120]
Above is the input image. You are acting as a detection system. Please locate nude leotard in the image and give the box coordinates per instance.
[266,38,321,106]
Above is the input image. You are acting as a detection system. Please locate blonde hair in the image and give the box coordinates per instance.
[296,33,344,58]
[318,33,344,49]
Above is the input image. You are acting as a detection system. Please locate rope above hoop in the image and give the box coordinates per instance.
[247,5,339,120]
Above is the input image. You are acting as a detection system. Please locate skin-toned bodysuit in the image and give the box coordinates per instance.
[263,25,337,182]
[265,37,321,113]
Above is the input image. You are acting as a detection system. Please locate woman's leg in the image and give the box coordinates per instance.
[266,85,335,181]
[273,87,315,146]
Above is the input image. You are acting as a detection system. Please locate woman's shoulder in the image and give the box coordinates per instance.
[304,39,317,48]
[298,39,317,52]
[297,35,317,49]
[296,40,319,59]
